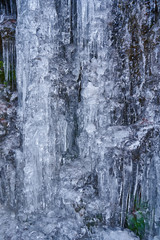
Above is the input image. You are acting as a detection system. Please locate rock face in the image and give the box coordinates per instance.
[0,0,160,239]
[0,85,18,208]
[0,0,16,89]
[0,0,18,212]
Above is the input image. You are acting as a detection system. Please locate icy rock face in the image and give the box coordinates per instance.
[77,1,160,237]
[0,0,16,90]
[0,1,19,239]
[0,85,19,209]
[15,0,160,239]
[0,0,17,209]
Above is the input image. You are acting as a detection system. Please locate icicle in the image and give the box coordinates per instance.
[2,39,8,86]
[10,0,13,15]
[0,0,16,90]
[1,35,16,90]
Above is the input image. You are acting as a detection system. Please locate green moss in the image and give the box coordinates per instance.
[126,211,145,239]
[0,61,16,89]
[0,61,3,69]
[125,200,149,240]
[0,61,5,84]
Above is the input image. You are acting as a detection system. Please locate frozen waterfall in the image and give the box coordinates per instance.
[0,0,160,239]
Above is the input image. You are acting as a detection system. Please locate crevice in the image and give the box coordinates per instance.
[70,0,77,44]
[77,65,82,102]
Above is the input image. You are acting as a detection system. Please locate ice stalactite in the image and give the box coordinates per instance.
[0,0,159,239]
[0,0,16,16]
[0,0,16,90]
[2,36,16,89]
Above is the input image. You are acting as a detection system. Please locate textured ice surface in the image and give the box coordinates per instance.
[0,0,160,239]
